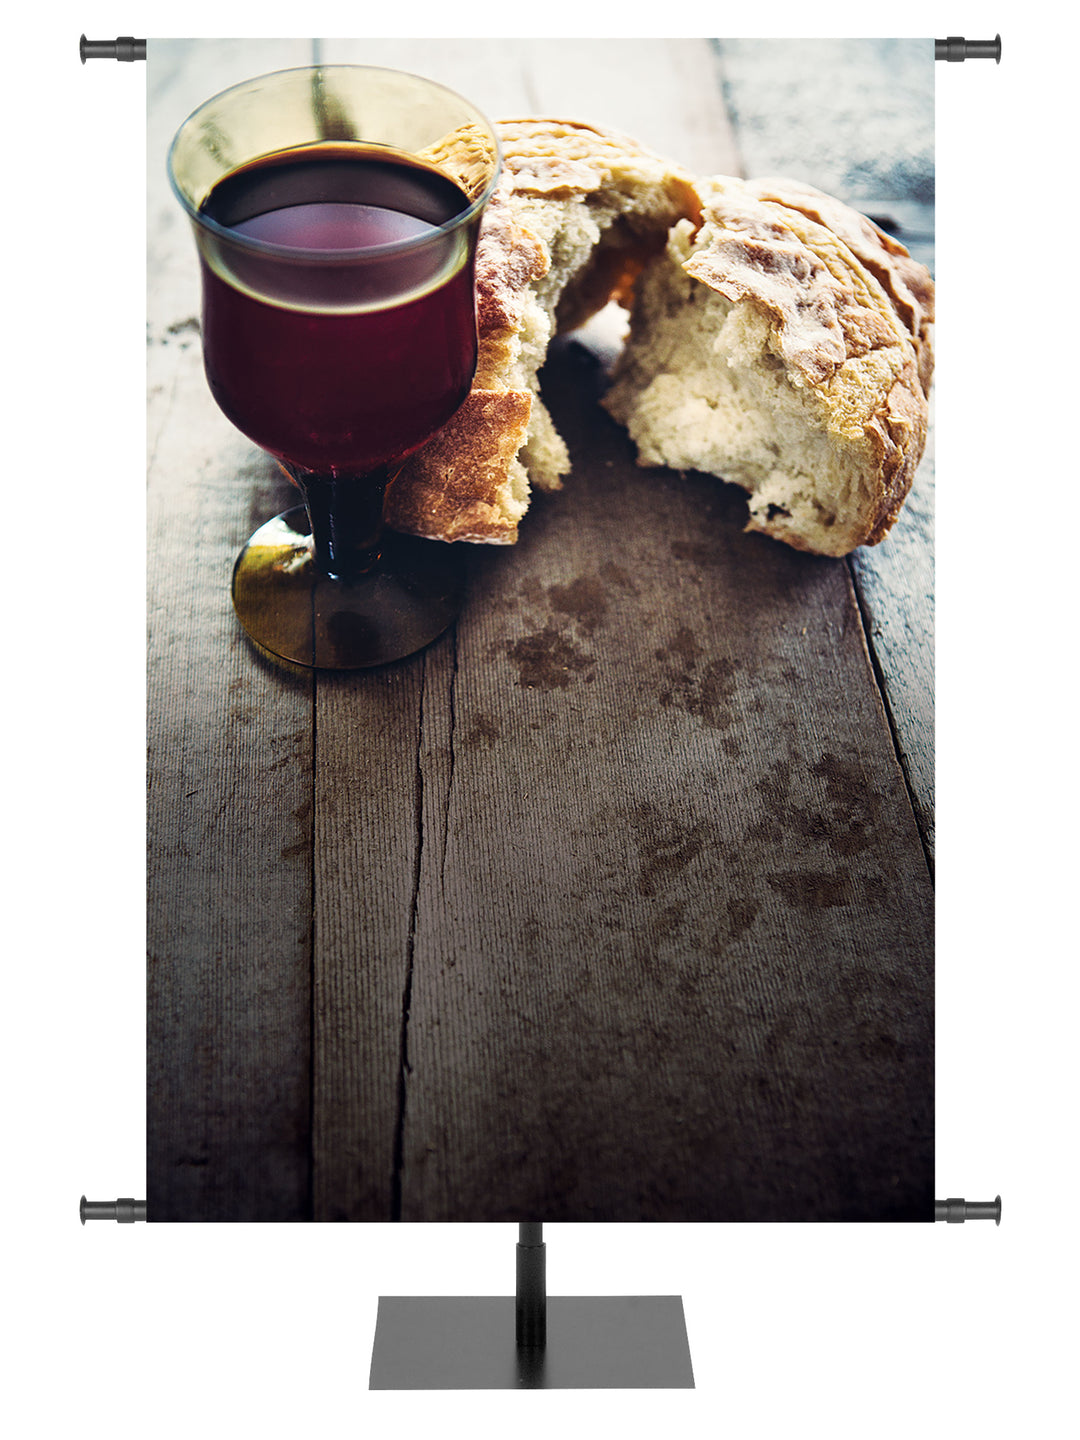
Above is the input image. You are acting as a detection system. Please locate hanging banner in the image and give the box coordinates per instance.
[147,37,935,1222]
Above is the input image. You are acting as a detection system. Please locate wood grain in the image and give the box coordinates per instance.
[147,40,316,1220]
[714,36,936,865]
[850,414,935,868]
[397,342,932,1221]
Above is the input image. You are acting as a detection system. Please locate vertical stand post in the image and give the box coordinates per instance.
[515,1223,547,1348]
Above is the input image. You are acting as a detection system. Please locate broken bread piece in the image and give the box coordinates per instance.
[604,177,933,556]
[385,117,700,544]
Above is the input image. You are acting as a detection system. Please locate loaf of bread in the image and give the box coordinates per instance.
[384,118,700,544]
[604,177,933,556]
[385,122,934,557]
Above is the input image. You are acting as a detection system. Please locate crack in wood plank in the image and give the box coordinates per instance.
[440,627,460,893]
[391,654,428,1221]
[305,676,318,1221]
[848,558,935,883]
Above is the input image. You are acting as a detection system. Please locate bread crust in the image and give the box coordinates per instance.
[386,122,933,557]
[386,388,533,544]
[384,118,699,545]
[743,177,935,395]
[608,177,933,556]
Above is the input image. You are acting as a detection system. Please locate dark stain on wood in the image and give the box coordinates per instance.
[464,713,501,748]
[767,868,856,910]
[547,575,609,634]
[505,625,595,689]
[749,753,887,861]
[654,626,739,730]
[670,536,728,568]
[721,897,759,945]
[625,803,717,898]
[599,560,639,595]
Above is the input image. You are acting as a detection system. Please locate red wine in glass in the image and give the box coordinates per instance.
[169,66,500,668]
[198,144,478,478]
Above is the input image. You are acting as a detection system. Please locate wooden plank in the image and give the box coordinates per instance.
[317,38,740,175]
[712,40,935,221]
[310,665,425,1221]
[311,41,932,1220]
[714,37,936,863]
[850,413,935,866]
[398,343,933,1221]
[305,38,746,1218]
[146,40,316,1220]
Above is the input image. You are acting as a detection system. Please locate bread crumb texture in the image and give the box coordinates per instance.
[387,118,698,544]
[607,178,932,555]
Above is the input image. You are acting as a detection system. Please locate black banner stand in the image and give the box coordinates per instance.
[78,1198,1001,1388]
[368,1223,696,1390]
[80,27,1002,1390]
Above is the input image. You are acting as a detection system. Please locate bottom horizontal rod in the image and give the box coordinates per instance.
[76,1197,1001,1225]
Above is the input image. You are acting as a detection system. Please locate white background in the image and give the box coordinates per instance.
[5,3,1074,1436]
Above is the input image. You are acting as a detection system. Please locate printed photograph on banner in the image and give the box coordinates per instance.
[147,37,934,1223]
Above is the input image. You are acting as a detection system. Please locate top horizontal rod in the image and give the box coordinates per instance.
[76,35,1002,66]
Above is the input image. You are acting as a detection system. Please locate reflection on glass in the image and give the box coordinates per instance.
[169,66,501,667]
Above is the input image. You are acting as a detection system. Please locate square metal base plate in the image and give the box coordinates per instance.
[369,1295,694,1389]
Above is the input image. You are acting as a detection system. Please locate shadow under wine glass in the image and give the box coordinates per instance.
[168,65,502,668]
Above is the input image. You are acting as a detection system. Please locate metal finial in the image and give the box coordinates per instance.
[935,36,1002,63]
[80,35,146,63]
[80,1196,147,1223]
[934,1196,1002,1223]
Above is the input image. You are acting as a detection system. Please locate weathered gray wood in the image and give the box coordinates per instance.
[146,40,316,1220]
[714,37,936,865]
[318,38,739,176]
[310,41,932,1220]
[304,37,753,1221]
[850,413,935,866]
[393,343,932,1221]
[713,39,935,259]
[310,664,426,1220]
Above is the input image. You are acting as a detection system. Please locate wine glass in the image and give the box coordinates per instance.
[168,66,501,668]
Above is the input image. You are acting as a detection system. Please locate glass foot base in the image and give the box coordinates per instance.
[231,507,465,669]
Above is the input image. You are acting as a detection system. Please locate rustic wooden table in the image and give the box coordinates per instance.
[147,39,934,1222]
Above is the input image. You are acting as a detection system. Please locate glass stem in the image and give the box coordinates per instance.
[289,465,390,582]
